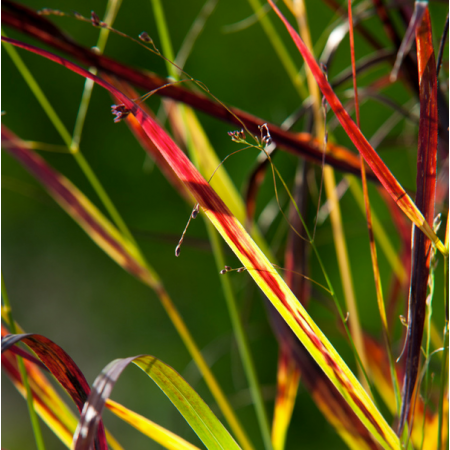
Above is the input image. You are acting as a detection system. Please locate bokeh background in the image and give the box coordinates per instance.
[2,0,448,449]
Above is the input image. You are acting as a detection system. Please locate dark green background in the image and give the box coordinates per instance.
[2,0,448,449]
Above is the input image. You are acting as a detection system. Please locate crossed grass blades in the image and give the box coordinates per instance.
[2,1,448,450]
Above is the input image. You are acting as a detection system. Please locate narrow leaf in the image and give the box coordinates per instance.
[271,348,300,450]
[73,355,242,450]
[267,0,444,255]
[2,126,153,286]
[2,333,108,450]
[399,7,438,435]
[105,399,201,450]
[1,2,377,180]
[2,324,189,450]
[2,37,400,450]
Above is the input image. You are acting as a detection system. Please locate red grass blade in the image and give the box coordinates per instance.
[398,8,439,435]
[1,1,376,181]
[1,36,402,449]
[267,0,445,256]
[2,333,108,450]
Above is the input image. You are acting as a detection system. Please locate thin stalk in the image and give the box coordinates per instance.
[1,29,135,245]
[348,0,399,409]
[291,2,369,388]
[437,215,449,449]
[347,177,407,284]
[4,25,253,449]
[151,0,177,79]
[1,274,46,450]
[420,248,435,449]
[1,29,72,145]
[150,3,260,448]
[246,0,307,99]
[70,0,122,154]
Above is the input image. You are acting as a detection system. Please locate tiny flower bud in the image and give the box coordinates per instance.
[191,204,200,219]
[111,104,130,123]
[91,11,100,27]
[139,32,153,43]
[38,8,53,15]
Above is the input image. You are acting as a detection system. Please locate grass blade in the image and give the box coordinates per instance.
[398,7,439,436]
[1,322,195,450]
[2,333,108,450]
[73,355,242,450]
[271,348,300,450]
[105,399,201,450]
[1,124,253,450]
[1,37,401,450]
[1,3,377,180]
[267,0,445,256]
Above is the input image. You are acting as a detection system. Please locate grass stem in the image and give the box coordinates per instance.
[1,274,46,450]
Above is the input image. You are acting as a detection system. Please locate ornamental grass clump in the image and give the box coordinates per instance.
[1,1,448,449]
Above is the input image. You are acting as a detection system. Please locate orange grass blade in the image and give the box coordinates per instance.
[267,0,445,256]
[1,37,401,449]
[271,348,300,450]
[1,124,254,450]
[399,8,439,435]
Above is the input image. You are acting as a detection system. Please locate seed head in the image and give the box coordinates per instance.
[111,104,130,123]
[139,32,153,43]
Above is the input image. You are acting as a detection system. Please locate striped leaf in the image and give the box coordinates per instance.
[2,37,400,450]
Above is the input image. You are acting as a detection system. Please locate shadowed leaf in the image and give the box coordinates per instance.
[1,332,108,450]
[1,36,400,450]
[399,8,439,435]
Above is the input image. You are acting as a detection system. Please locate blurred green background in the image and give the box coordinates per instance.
[2,0,448,449]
